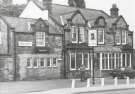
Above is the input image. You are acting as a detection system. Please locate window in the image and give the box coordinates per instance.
[122,53,126,67]
[70,53,76,70]
[52,58,57,67]
[36,32,45,46]
[116,53,121,68]
[109,53,115,69]
[71,27,78,43]
[122,30,126,44]
[47,58,51,67]
[70,52,90,70]
[76,53,82,68]
[116,31,121,45]
[101,53,132,70]
[26,58,32,68]
[28,22,32,31]
[102,53,115,70]
[127,54,131,67]
[91,33,95,40]
[98,30,104,44]
[39,58,45,67]
[83,53,89,69]
[33,58,38,68]
[78,27,85,43]
[71,27,85,43]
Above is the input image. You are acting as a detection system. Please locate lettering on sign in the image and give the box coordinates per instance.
[18,41,33,46]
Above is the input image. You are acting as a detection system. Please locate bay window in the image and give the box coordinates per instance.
[101,53,131,70]
[70,52,90,70]
[36,32,45,46]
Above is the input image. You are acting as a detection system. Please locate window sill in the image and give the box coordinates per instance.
[98,42,104,45]
[100,69,113,71]
[33,67,38,69]
[26,67,33,68]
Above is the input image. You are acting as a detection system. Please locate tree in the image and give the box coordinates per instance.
[68,0,86,8]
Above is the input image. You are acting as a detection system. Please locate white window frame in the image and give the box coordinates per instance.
[52,58,57,67]
[98,30,104,44]
[70,52,76,70]
[36,32,46,47]
[101,53,115,70]
[26,58,32,68]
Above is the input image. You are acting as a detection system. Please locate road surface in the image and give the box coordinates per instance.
[82,89,135,94]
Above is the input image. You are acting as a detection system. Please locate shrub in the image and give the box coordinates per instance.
[110,68,135,79]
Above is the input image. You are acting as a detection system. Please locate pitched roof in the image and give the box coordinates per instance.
[27,0,109,24]
[50,4,109,24]
[0,16,62,34]
[1,16,36,32]
[88,17,119,28]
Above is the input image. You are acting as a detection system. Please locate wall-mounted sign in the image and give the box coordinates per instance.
[18,41,33,46]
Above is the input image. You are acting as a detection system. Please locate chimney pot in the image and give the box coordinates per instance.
[110,4,119,17]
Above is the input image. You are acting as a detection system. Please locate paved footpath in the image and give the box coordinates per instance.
[0,79,135,94]
[0,79,72,94]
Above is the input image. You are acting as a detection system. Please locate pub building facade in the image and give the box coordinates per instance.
[0,0,133,81]
[62,6,133,78]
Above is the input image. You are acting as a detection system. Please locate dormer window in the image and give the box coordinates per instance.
[36,32,45,46]
[116,30,127,45]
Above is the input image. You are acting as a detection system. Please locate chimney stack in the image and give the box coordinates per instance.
[110,4,119,17]
[42,0,52,14]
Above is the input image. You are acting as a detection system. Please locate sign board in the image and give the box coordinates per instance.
[18,41,33,46]
[88,30,97,46]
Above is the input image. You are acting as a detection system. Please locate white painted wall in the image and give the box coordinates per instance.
[19,1,48,20]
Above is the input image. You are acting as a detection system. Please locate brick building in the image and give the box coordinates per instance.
[0,0,133,81]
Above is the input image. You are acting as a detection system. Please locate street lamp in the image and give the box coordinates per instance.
[63,23,71,78]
